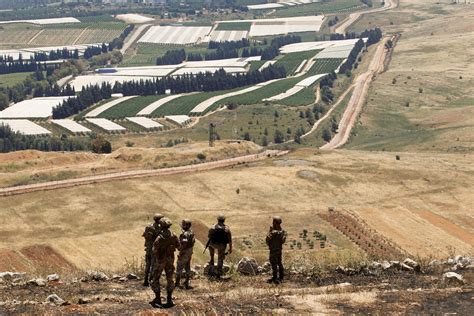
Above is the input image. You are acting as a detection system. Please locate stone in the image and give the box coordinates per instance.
[203,263,231,276]
[403,259,421,271]
[46,294,65,306]
[78,298,91,305]
[429,259,441,266]
[0,272,26,281]
[27,278,47,287]
[442,272,464,285]
[126,273,139,280]
[86,271,109,282]
[236,257,259,276]
[46,274,60,282]
[381,261,392,270]
[399,263,414,271]
[111,274,122,280]
[261,262,272,273]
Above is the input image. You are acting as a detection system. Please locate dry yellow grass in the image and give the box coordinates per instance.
[0,148,472,271]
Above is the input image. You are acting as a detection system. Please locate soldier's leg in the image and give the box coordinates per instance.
[175,254,184,287]
[144,251,152,286]
[184,251,192,289]
[278,252,284,282]
[268,252,278,283]
[150,263,164,307]
[208,246,216,276]
[217,245,226,277]
[165,261,176,307]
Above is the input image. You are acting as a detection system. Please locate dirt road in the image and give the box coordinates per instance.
[120,24,151,54]
[0,150,286,197]
[321,37,390,150]
[335,0,398,34]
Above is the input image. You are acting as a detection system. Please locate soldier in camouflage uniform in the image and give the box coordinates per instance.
[266,216,287,284]
[142,213,164,287]
[175,219,195,289]
[207,214,232,279]
[150,217,180,308]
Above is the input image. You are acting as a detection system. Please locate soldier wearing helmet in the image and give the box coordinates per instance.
[142,213,164,286]
[175,219,195,289]
[207,214,232,279]
[150,217,180,308]
[266,216,287,284]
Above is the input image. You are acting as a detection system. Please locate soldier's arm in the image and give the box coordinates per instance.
[152,236,160,256]
[227,229,233,253]
[282,230,287,244]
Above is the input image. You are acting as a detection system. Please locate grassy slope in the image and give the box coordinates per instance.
[0,72,32,87]
[345,1,474,152]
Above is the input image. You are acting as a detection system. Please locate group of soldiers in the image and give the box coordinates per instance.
[142,213,287,309]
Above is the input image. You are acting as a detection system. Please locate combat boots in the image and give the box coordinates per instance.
[165,290,174,307]
[175,275,181,289]
[184,277,192,290]
[149,290,162,308]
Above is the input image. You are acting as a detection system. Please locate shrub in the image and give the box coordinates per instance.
[197,153,206,160]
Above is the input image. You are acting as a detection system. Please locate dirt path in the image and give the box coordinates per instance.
[335,0,398,34]
[321,37,390,150]
[120,24,151,54]
[72,27,89,45]
[0,150,287,197]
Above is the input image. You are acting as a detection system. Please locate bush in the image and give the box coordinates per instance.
[90,136,112,154]
[197,153,206,160]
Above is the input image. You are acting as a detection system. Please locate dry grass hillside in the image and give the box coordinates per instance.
[0,148,472,273]
[345,0,474,152]
[0,141,261,188]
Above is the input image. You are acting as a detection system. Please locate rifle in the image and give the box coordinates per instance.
[203,239,211,254]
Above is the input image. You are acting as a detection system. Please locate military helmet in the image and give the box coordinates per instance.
[181,218,192,228]
[153,213,164,222]
[273,216,282,224]
[217,214,226,222]
[160,217,172,228]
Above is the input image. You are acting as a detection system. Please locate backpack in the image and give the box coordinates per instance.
[210,225,229,245]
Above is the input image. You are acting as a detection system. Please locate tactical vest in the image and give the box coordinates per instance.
[210,225,229,245]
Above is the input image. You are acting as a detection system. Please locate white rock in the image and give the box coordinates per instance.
[0,272,26,281]
[403,258,420,271]
[236,257,259,276]
[126,273,138,280]
[442,272,464,285]
[46,294,65,305]
[27,278,47,287]
[86,271,109,281]
[46,274,60,282]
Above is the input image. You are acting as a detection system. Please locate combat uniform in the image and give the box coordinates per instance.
[150,219,180,308]
[266,221,287,283]
[142,220,161,286]
[208,220,232,277]
[175,226,195,288]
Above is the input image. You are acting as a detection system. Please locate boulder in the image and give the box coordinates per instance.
[203,264,230,276]
[403,259,420,272]
[442,272,464,285]
[46,294,66,306]
[27,278,47,287]
[236,257,259,276]
[429,259,441,267]
[86,271,109,282]
[126,273,139,280]
[0,272,26,282]
[78,298,91,305]
[381,261,392,270]
[46,274,60,282]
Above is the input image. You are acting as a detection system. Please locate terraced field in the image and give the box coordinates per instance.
[98,95,167,119]
[274,0,365,17]
[275,50,320,75]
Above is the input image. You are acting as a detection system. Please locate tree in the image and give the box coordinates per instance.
[262,136,268,146]
[90,136,112,154]
[322,129,332,142]
[0,93,9,111]
[243,132,251,141]
[274,130,285,144]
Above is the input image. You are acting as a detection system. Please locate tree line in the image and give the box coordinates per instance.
[0,124,88,153]
[0,60,61,75]
[261,35,302,60]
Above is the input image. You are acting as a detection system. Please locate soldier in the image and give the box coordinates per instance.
[150,217,180,308]
[175,219,195,289]
[207,214,232,279]
[142,213,164,287]
[266,216,287,284]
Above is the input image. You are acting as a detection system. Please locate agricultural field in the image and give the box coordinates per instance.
[214,22,252,31]
[0,96,72,119]
[0,72,32,88]
[138,26,212,45]
[0,119,51,135]
[274,0,365,17]
[274,49,320,75]
[98,95,168,119]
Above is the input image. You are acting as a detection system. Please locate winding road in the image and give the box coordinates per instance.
[335,0,399,34]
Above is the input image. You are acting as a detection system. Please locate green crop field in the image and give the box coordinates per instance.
[274,0,364,17]
[275,50,320,75]
[0,72,33,88]
[98,95,168,119]
[215,22,252,31]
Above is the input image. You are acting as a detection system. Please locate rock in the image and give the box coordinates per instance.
[381,261,392,270]
[203,263,231,276]
[193,265,202,271]
[236,257,259,276]
[119,277,127,282]
[126,273,139,280]
[189,268,198,278]
[46,294,65,306]
[86,271,109,282]
[78,298,91,305]
[335,266,357,276]
[0,272,26,281]
[403,259,420,271]
[111,274,122,280]
[27,278,47,287]
[46,274,60,282]
[442,272,464,285]
[399,263,414,271]
[446,258,455,265]
[261,262,272,273]
[429,259,441,266]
